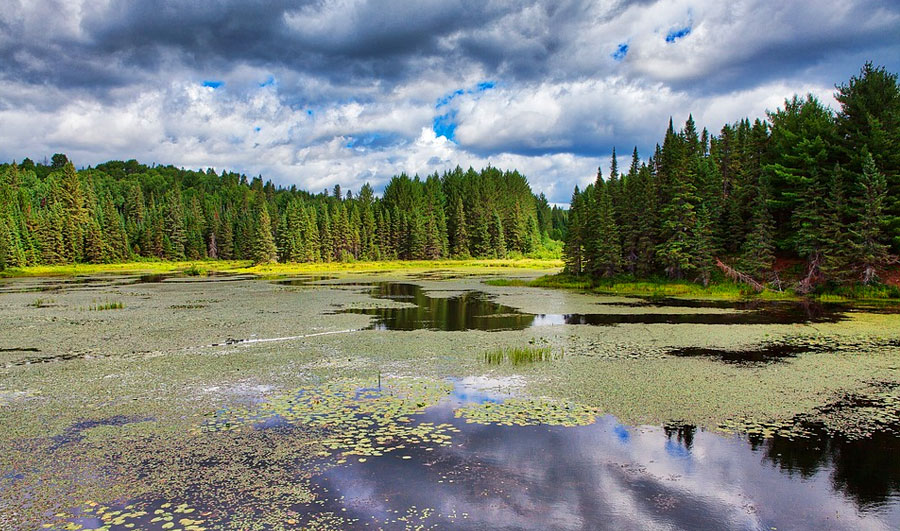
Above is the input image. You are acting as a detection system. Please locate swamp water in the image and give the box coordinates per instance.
[2,274,899,530]
[43,377,900,530]
[326,281,849,330]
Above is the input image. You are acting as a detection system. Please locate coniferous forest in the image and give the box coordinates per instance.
[0,159,567,269]
[564,63,900,291]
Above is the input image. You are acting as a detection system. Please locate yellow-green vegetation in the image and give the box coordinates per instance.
[455,398,598,427]
[44,501,206,531]
[0,258,562,279]
[28,297,56,308]
[482,346,557,365]
[0,260,248,278]
[488,272,900,302]
[87,299,124,311]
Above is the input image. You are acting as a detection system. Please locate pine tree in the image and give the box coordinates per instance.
[451,197,469,258]
[819,166,852,282]
[162,188,186,260]
[563,187,585,274]
[693,204,715,286]
[490,212,506,258]
[850,152,891,282]
[220,216,234,260]
[0,218,8,271]
[588,180,622,277]
[738,178,776,278]
[251,202,278,264]
[59,162,86,262]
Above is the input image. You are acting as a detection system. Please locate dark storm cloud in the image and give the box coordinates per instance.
[7,0,896,102]
[2,0,899,203]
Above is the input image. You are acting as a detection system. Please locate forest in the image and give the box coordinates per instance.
[564,63,900,291]
[0,159,567,269]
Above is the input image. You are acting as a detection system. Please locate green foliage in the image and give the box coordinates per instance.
[563,63,900,291]
[0,160,563,268]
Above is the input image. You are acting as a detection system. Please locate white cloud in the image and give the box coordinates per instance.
[1,1,898,203]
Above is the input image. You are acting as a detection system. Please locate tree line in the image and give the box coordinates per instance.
[0,158,567,268]
[564,62,899,291]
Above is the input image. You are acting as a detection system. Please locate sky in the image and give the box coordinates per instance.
[1,1,899,204]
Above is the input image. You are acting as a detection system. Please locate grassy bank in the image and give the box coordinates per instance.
[486,273,900,302]
[0,258,563,279]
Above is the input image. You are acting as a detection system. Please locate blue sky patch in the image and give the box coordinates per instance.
[432,111,457,141]
[435,80,496,108]
[666,26,691,43]
[612,43,629,61]
[202,80,224,89]
[259,76,275,87]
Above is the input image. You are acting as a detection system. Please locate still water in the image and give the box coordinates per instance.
[56,378,900,530]
[335,281,847,330]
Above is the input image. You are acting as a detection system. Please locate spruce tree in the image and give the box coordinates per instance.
[563,187,585,274]
[819,165,852,282]
[850,152,890,282]
[490,212,506,258]
[589,181,622,277]
[251,203,278,264]
[738,178,776,278]
[451,197,470,258]
[0,218,8,271]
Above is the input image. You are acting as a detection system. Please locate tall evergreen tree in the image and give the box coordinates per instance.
[251,202,278,264]
[850,151,891,282]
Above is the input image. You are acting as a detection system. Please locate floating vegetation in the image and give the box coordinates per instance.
[482,346,557,365]
[455,398,598,427]
[718,381,900,441]
[199,379,459,459]
[42,500,206,531]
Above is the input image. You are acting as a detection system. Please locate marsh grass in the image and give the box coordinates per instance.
[0,258,563,279]
[503,273,900,302]
[86,299,125,311]
[482,346,557,366]
[184,263,208,276]
[28,297,56,308]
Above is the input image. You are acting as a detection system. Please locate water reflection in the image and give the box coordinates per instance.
[336,282,847,331]
[308,380,900,530]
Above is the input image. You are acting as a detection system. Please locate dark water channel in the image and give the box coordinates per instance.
[328,281,848,331]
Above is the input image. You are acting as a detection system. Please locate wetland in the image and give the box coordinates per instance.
[1,267,899,530]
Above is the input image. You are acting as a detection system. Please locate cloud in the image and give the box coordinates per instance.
[1,0,899,203]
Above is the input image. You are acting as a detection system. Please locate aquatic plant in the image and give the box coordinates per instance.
[88,299,124,311]
[455,398,598,427]
[43,500,206,531]
[28,297,55,308]
[481,346,556,365]
[199,379,460,459]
